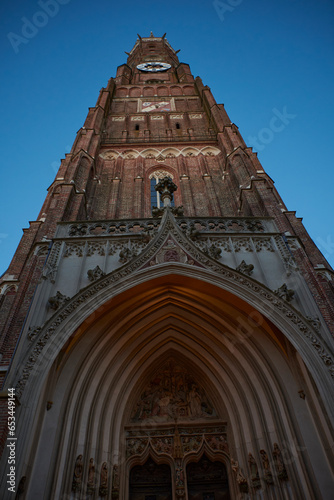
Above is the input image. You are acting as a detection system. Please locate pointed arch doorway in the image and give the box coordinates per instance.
[129,457,172,500]
[125,357,232,500]
[186,454,230,500]
[11,272,334,499]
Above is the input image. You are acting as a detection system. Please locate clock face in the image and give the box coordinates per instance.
[137,62,171,72]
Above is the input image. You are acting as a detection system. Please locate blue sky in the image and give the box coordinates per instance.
[1,0,333,274]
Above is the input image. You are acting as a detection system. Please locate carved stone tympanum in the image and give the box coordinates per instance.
[131,360,216,422]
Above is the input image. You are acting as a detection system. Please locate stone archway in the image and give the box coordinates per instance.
[2,272,334,499]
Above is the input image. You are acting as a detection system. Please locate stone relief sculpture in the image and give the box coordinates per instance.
[99,462,108,497]
[205,434,229,453]
[119,246,137,263]
[260,449,274,484]
[87,265,106,282]
[130,361,216,422]
[231,459,248,492]
[151,437,173,455]
[175,459,185,486]
[236,260,254,276]
[72,454,83,492]
[274,283,294,302]
[272,443,288,480]
[27,326,41,341]
[181,434,203,453]
[205,243,222,260]
[248,453,261,489]
[48,291,70,310]
[127,438,149,457]
[112,464,120,490]
[153,238,189,265]
[87,457,96,494]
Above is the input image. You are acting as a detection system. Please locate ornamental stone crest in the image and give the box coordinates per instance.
[48,291,70,310]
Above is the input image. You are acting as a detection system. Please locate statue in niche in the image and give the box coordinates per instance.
[113,464,120,489]
[188,384,202,418]
[231,459,248,493]
[248,453,261,489]
[175,459,185,486]
[72,454,83,492]
[260,449,273,484]
[99,462,108,497]
[130,360,216,422]
[273,443,288,480]
[87,458,96,494]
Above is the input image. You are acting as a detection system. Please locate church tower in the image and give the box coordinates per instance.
[1,34,333,499]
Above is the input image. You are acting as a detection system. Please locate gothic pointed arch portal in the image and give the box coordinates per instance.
[9,271,333,499]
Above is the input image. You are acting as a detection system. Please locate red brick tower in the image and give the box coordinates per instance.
[0,34,333,499]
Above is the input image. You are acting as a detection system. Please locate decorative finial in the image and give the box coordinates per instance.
[162,33,166,39]
[150,31,154,37]
[137,33,142,40]
[175,49,181,54]
[125,51,130,56]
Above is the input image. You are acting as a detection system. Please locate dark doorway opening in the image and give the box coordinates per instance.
[187,454,230,500]
[129,457,172,500]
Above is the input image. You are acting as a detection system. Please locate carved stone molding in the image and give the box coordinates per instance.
[61,216,274,239]
[87,242,106,256]
[306,316,321,332]
[126,425,228,460]
[42,241,62,283]
[64,242,85,257]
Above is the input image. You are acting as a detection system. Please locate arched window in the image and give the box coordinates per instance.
[149,171,175,209]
